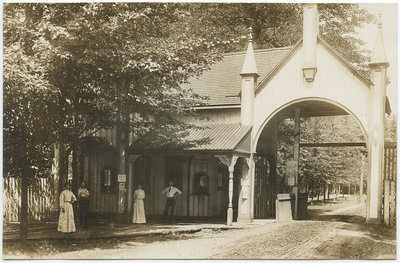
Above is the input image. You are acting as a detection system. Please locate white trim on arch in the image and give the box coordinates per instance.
[252,97,369,152]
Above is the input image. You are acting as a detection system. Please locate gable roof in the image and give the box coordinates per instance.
[186,36,392,114]
[187,36,373,107]
[255,37,371,95]
[185,47,291,106]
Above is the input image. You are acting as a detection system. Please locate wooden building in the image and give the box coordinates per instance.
[72,4,392,225]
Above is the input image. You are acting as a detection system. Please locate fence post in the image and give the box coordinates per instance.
[384,180,390,225]
[390,181,396,226]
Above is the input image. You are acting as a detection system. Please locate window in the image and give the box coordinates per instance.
[217,173,223,188]
[102,167,116,194]
[104,169,111,187]
[217,160,228,191]
[193,171,209,195]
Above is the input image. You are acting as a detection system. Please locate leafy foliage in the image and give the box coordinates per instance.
[185,3,373,74]
[385,115,397,143]
[277,115,367,188]
[3,3,235,176]
[3,4,57,176]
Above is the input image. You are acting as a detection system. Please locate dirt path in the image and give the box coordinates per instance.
[4,197,396,260]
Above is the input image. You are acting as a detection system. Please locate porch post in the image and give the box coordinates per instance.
[237,156,254,223]
[293,107,301,220]
[216,155,238,226]
[51,143,60,210]
[227,161,235,225]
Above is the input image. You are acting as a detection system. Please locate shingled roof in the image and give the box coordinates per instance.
[184,47,292,106]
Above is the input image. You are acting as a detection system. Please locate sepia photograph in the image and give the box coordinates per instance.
[2,1,397,260]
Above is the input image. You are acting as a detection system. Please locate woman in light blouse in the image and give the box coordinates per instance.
[132,185,146,223]
[58,182,77,233]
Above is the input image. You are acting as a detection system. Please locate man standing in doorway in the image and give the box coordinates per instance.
[161,181,182,216]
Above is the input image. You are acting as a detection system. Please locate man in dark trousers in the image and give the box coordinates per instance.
[78,181,90,229]
[161,181,182,216]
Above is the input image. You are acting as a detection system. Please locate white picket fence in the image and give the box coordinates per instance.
[3,176,57,222]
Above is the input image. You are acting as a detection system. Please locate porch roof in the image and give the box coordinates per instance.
[128,123,251,155]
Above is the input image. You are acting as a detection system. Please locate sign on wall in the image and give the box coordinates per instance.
[118,174,126,183]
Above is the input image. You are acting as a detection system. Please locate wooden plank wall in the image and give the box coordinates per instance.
[382,143,396,226]
[129,155,228,217]
[93,128,117,147]
[213,158,228,216]
[145,155,165,215]
[188,157,227,217]
[181,108,241,125]
[85,153,116,213]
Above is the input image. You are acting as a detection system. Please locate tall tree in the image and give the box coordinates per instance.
[3,3,61,241]
[3,2,234,239]
[185,3,373,74]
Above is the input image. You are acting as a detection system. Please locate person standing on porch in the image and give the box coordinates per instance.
[78,181,90,229]
[161,181,182,216]
[132,185,146,223]
[58,182,77,233]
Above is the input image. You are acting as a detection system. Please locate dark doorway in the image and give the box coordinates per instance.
[254,156,276,219]
[164,156,184,189]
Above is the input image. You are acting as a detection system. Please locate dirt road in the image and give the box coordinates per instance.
[4,196,396,260]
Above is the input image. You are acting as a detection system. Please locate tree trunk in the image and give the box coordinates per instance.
[334,184,337,201]
[323,184,326,203]
[58,144,69,196]
[52,144,60,210]
[19,165,29,242]
[317,183,320,201]
[71,143,79,194]
[342,184,345,197]
[327,184,330,200]
[348,182,351,195]
[311,179,314,205]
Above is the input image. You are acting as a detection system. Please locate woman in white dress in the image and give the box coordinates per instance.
[58,182,77,233]
[132,185,146,224]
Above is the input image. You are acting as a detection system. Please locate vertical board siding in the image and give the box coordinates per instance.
[3,176,57,222]
[88,153,117,213]
[382,143,396,226]
[189,159,213,217]
[145,155,165,215]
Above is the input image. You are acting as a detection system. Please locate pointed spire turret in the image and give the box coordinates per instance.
[370,14,389,66]
[240,26,258,126]
[240,27,259,76]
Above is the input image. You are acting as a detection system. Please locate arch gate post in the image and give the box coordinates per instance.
[366,16,389,222]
